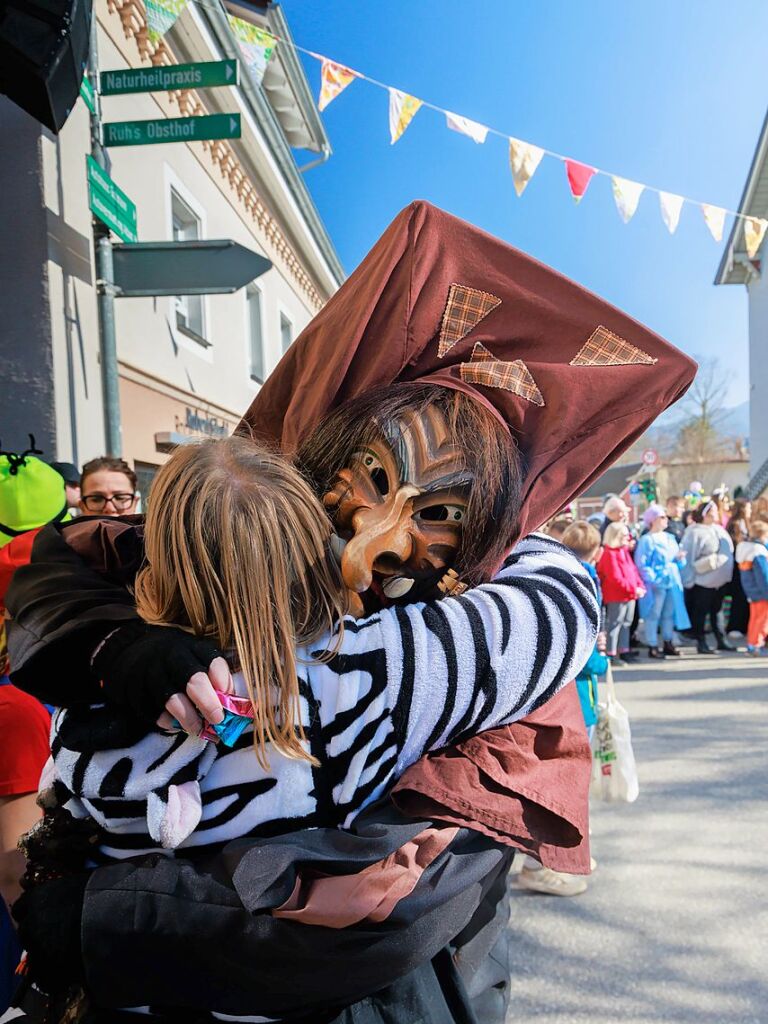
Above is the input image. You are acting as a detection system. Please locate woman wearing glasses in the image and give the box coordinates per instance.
[78,457,139,517]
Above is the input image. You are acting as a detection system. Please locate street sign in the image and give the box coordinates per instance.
[111,240,271,296]
[103,113,241,148]
[641,448,660,467]
[86,156,138,243]
[100,60,238,96]
[80,75,96,115]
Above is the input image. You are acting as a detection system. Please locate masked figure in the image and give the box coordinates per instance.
[6,202,695,1024]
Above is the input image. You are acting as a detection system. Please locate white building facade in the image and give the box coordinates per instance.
[715,110,768,497]
[0,0,343,495]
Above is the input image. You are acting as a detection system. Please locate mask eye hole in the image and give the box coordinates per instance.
[354,451,390,496]
[416,504,465,524]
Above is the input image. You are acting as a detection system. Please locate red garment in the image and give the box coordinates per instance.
[0,684,50,796]
[598,545,644,603]
[0,529,40,608]
[747,600,768,648]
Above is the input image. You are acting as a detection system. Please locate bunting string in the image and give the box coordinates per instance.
[161,1,767,255]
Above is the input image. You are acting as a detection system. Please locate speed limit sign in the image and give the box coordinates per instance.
[641,448,660,467]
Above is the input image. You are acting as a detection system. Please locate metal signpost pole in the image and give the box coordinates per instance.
[88,19,122,456]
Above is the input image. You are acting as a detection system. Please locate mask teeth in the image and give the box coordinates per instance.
[330,533,347,565]
[382,576,415,599]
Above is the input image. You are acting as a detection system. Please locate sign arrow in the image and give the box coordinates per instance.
[111,240,271,296]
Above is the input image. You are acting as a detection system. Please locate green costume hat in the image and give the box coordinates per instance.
[0,436,70,549]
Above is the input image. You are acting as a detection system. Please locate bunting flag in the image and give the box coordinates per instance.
[744,216,768,259]
[508,137,544,197]
[446,112,488,144]
[659,191,684,234]
[565,160,597,204]
[389,89,422,144]
[318,60,356,111]
[228,16,275,85]
[611,176,644,223]
[146,0,188,42]
[701,204,727,242]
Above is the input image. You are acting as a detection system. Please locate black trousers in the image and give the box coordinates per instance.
[688,585,724,642]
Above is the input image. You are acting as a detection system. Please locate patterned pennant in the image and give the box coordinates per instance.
[659,191,684,234]
[146,0,188,41]
[744,216,768,259]
[469,341,496,362]
[389,89,423,144]
[701,204,726,242]
[571,326,657,367]
[228,16,275,85]
[460,358,544,407]
[508,138,544,197]
[438,284,502,357]
[565,160,597,203]
[611,177,644,223]
[318,60,356,111]
[445,112,488,144]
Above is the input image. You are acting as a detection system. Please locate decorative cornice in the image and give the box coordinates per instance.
[106,0,324,311]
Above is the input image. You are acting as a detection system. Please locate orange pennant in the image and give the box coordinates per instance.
[318,60,356,112]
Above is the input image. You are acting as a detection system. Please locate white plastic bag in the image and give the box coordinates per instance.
[590,664,639,803]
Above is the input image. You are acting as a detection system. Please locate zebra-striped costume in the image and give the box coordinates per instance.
[50,535,598,861]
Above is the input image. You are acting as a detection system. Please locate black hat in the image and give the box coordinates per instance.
[50,461,80,486]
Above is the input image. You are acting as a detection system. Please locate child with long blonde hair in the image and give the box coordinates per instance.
[50,435,598,856]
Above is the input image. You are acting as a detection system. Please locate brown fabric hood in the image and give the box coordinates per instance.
[240,200,696,537]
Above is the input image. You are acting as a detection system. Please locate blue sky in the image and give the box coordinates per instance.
[279,0,768,408]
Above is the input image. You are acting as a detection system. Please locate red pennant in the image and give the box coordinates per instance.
[565,160,597,203]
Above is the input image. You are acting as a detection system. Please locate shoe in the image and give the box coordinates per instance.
[696,640,715,655]
[648,646,666,659]
[662,642,681,657]
[517,866,588,897]
[621,650,640,661]
[716,639,734,652]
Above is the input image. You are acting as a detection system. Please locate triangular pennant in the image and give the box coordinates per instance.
[469,341,496,362]
[571,326,657,367]
[565,159,597,203]
[389,89,423,144]
[701,204,726,242]
[508,138,544,197]
[460,358,544,407]
[146,0,188,41]
[445,112,488,144]
[437,284,502,357]
[318,59,356,111]
[228,16,275,85]
[659,191,684,234]
[744,216,768,259]
[611,176,644,223]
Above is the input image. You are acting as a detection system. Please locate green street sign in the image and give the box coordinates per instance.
[100,60,238,96]
[87,156,138,243]
[80,74,96,115]
[103,113,241,148]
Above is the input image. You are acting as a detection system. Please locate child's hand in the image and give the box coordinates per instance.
[156,657,235,735]
[596,631,607,654]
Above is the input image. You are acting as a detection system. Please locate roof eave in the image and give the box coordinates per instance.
[715,106,768,286]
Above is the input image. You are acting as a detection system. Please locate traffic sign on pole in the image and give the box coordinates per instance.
[641,448,660,468]
[100,60,238,96]
[103,113,241,147]
[111,240,271,296]
[86,156,137,243]
[80,74,96,115]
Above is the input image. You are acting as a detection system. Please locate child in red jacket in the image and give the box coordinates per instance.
[598,521,646,665]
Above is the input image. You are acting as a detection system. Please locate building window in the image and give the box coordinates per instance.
[134,461,160,511]
[247,285,265,383]
[280,312,293,354]
[171,189,207,344]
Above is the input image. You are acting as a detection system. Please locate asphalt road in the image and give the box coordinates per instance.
[506,650,768,1024]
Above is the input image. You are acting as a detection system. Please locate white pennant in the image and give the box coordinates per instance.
[658,191,684,234]
[611,176,644,223]
[702,204,727,242]
[744,216,768,259]
[508,137,544,197]
[445,112,488,144]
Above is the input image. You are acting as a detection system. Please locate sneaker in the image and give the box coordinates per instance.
[517,866,588,897]
[620,650,640,662]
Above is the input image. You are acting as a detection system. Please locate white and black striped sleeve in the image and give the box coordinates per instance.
[309,534,599,780]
